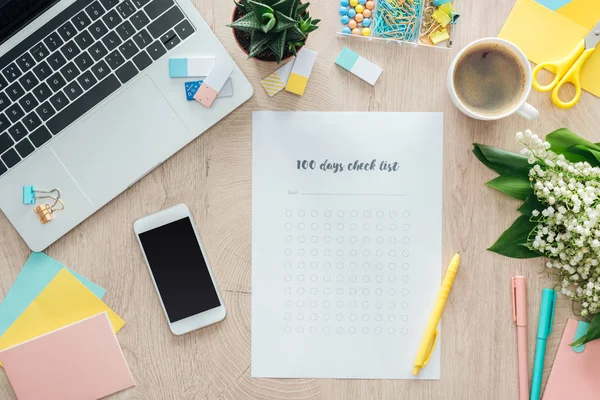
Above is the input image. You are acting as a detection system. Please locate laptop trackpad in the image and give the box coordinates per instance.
[52,76,190,204]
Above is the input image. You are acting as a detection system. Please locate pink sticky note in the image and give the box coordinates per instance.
[0,312,134,400]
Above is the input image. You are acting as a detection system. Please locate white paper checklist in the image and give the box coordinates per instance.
[252,112,443,379]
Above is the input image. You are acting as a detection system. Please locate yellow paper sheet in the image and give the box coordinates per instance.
[557,0,599,30]
[0,269,125,365]
[499,0,600,98]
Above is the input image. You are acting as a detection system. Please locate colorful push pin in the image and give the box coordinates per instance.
[350,0,359,6]
[347,8,356,17]
[341,0,349,5]
[365,1,375,9]
[341,15,350,24]
[339,6,348,15]
[433,0,451,6]
[362,28,371,36]
[359,0,367,4]
[355,4,365,13]
[348,19,357,29]
[362,18,371,27]
[352,28,361,35]
[439,3,460,24]
[363,9,371,17]
[342,26,352,34]
[355,13,364,22]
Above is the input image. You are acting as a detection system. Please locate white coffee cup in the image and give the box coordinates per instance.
[447,37,539,121]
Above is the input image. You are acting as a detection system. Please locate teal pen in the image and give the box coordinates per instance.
[530,288,557,400]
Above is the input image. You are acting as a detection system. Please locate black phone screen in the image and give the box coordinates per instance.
[138,217,221,323]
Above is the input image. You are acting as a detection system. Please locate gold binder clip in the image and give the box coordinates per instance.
[34,196,64,224]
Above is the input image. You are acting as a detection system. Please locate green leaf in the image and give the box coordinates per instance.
[518,194,545,216]
[247,0,274,20]
[234,0,251,14]
[546,128,600,162]
[565,145,600,166]
[227,11,262,32]
[268,30,286,63]
[248,30,275,58]
[570,314,600,347]
[271,0,294,15]
[297,2,309,15]
[286,24,306,41]
[261,13,276,32]
[488,215,540,259]
[473,143,531,175]
[272,10,297,33]
[485,168,533,200]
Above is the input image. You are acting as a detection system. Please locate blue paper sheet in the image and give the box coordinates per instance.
[535,0,572,10]
[0,252,105,336]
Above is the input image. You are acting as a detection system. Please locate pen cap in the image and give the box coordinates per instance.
[537,288,557,339]
[512,276,527,326]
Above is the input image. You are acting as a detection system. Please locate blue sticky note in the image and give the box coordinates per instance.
[185,80,203,100]
[0,252,106,336]
[169,58,188,78]
[534,0,572,11]
[335,47,360,71]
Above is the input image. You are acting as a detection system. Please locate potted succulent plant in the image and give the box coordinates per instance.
[228,0,320,63]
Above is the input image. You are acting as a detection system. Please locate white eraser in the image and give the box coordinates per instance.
[335,47,382,86]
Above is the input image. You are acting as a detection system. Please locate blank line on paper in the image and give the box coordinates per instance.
[300,193,408,196]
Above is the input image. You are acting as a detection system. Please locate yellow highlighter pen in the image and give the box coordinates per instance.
[413,253,461,375]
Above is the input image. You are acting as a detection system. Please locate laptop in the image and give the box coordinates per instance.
[0,0,253,251]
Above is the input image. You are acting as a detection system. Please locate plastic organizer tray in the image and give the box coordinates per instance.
[336,0,459,49]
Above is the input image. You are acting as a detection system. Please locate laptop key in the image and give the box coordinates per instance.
[72,11,92,31]
[0,161,6,176]
[131,11,150,30]
[115,61,138,84]
[132,51,152,71]
[133,29,152,49]
[15,53,35,73]
[0,114,9,132]
[43,32,64,52]
[32,82,52,103]
[106,50,125,69]
[77,70,97,91]
[85,1,106,20]
[174,20,194,41]
[30,43,49,62]
[60,41,81,60]
[2,63,22,82]
[0,75,7,91]
[144,0,173,20]
[99,0,120,10]
[74,30,94,50]
[133,0,150,8]
[30,126,52,145]
[9,121,27,141]
[89,19,109,40]
[103,9,122,30]
[0,93,10,112]
[60,62,80,82]
[47,52,67,70]
[64,81,84,101]
[19,72,39,91]
[58,21,78,41]
[6,82,25,102]
[46,74,121,135]
[18,93,38,114]
[146,40,166,60]
[36,102,56,122]
[0,133,14,154]
[22,112,42,132]
[119,40,139,59]
[49,92,70,112]
[147,6,183,39]
[48,72,67,92]
[74,52,94,72]
[89,42,108,61]
[162,32,180,50]
[102,31,122,51]
[32,61,52,81]
[6,104,24,123]
[116,20,136,41]
[117,0,137,19]
[1,149,20,168]
[91,60,110,80]
[15,138,35,158]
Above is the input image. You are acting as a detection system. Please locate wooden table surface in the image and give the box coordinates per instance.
[1,0,599,399]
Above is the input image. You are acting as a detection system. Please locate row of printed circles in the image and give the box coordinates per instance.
[285,312,409,322]
[284,222,410,232]
[285,273,409,284]
[285,210,410,218]
[284,300,409,309]
[285,286,410,296]
[284,248,410,257]
[285,261,410,270]
[284,235,410,245]
[283,326,409,335]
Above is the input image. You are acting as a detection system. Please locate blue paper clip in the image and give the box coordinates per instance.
[433,0,451,6]
[22,186,60,205]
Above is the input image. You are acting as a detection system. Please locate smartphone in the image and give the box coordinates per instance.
[134,204,226,335]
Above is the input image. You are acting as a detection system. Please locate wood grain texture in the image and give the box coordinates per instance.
[1,0,599,399]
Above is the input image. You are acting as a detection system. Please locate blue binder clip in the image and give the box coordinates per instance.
[22,186,60,205]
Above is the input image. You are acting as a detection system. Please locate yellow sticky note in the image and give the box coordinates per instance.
[499,0,600,98]
[557,0,599,30]
[285,73,309,96]
[0,269,125,366]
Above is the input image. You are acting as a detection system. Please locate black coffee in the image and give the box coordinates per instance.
[453,44,526,116]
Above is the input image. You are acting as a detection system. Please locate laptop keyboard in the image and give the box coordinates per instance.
[0,0,195,177]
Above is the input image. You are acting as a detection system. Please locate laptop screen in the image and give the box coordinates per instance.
[0,0,60,44]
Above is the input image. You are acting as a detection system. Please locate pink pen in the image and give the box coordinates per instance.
[512,276,528,400]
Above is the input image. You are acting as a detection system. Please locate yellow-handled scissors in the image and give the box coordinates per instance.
[532,21,600,109]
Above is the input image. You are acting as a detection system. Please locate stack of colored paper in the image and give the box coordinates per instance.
[0,253,134,400]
